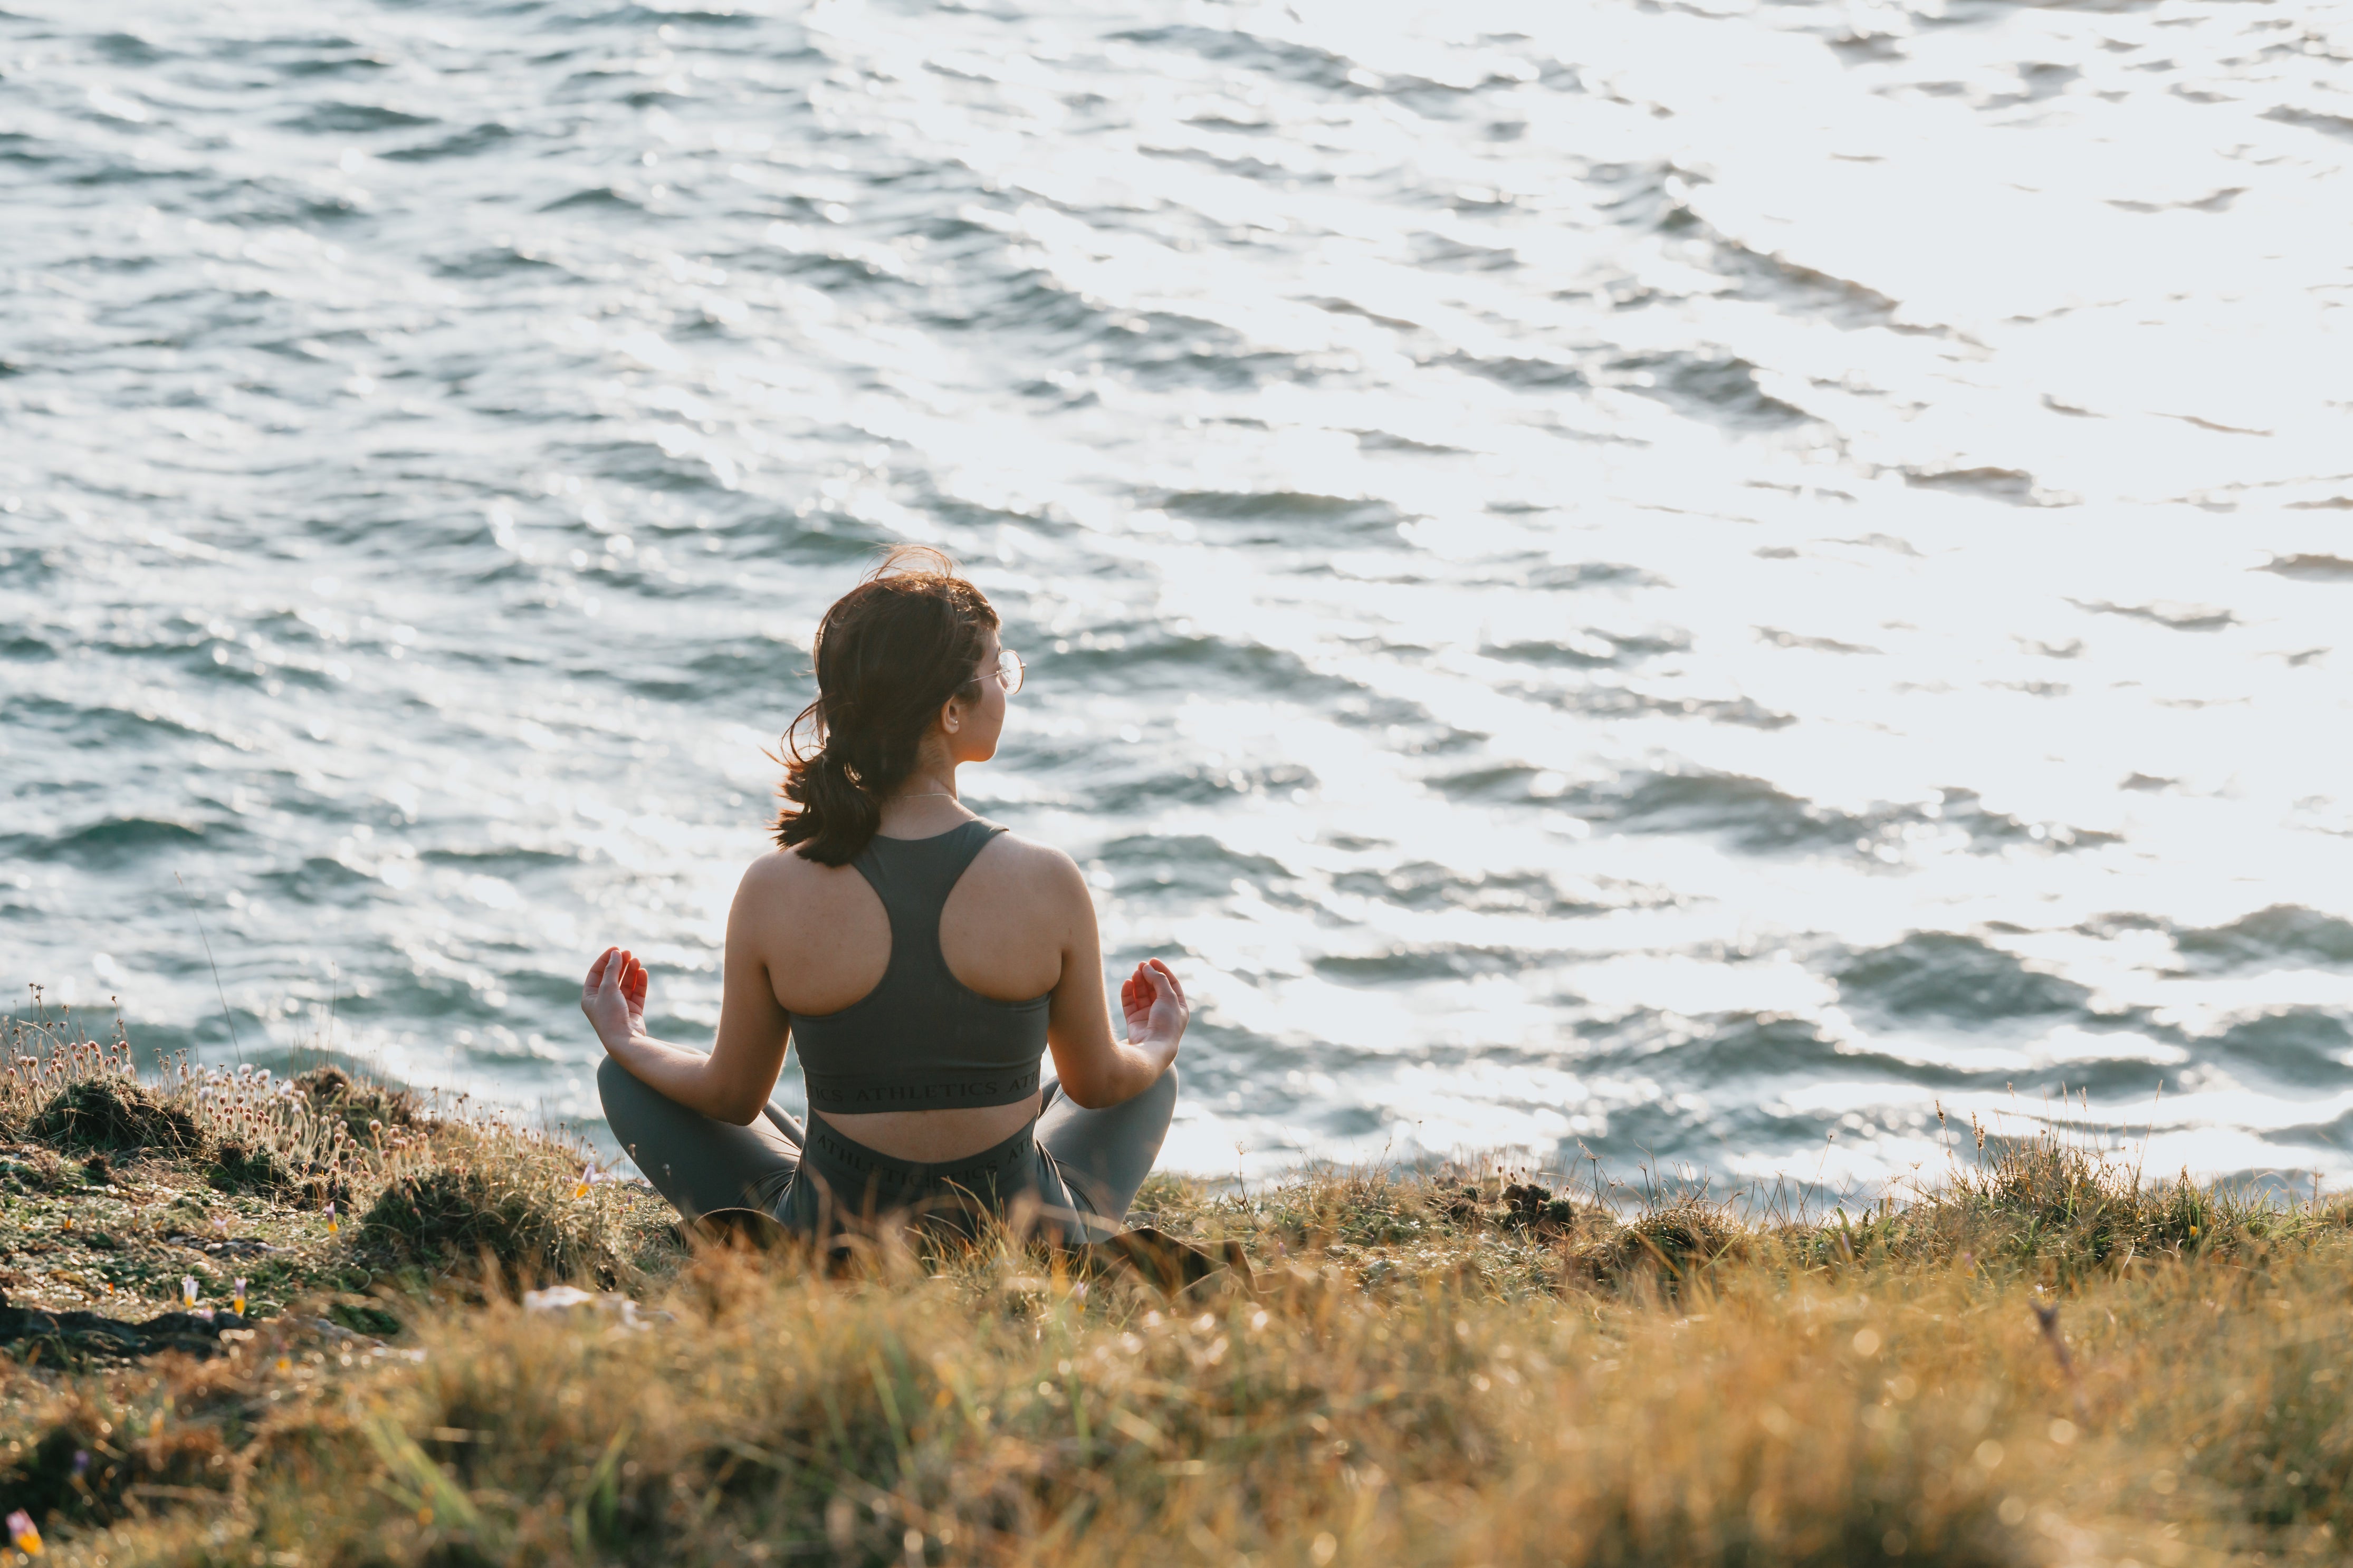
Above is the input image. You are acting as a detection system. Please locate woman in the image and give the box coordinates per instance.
[583,546,1185,1243]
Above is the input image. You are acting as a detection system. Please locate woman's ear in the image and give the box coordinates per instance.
[939,692,963,735]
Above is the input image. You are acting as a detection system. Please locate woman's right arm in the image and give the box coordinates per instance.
[581,861,794,1126]
[1042,853,1187,1109]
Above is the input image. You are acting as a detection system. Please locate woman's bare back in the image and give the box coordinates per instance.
[741,823,1092,1161]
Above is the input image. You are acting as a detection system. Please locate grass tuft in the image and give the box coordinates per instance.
[358,1150,632,1285]
[1577,1194,1746,1296]
[27,1078,199,1155]
[294,1064,429,1143]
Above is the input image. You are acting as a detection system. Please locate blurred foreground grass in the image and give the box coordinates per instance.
[0,1007,2347,1567]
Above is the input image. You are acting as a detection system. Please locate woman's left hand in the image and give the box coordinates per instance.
[581,946,649,1054]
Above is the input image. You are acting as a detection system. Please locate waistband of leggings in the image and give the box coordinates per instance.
[798,1110,1042,1202]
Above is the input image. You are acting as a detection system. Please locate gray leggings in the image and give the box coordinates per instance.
[597,1055,1179,1235]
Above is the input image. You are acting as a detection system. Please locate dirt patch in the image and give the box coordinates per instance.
[0,1294,233,1367]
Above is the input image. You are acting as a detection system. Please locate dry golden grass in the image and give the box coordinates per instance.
[1,1009,2347,1567]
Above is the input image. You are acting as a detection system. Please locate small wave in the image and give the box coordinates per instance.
[1596,1013,1904,1085]
[1756,627,1880,655]
[1107,23,1362,94]
[2262,105,2353,142]
[1096,832,1291,903]
[1711,235,1902,325]
[1431,764,1556,804]
[1045,628,1365,706]
[1484,628,1687,669]
[1553,770,2080,859]
[210,181,366,227]
[1523,560,1660,591]
[618,643,802,703]
[13,816,218,870]
[539,186,644,214]
[2259,553,2353,582]
[564,5,771,28]
[93,31,166,64]
[385,123,518,163]
[1086,759,1319,816]
[2071,599,2237,632]
[271,41,388,80]
[1833,931,2093,1024]
[2174,905,2353,972]
[1834,533,1923,557]
[1545,688,1796,730]
[280,102,437,135]
[2164,410,2270,436]
[432,245,568,281]
[1143,139,1328,183]
[1313,946,1530,985]
[1330,862,1602,918]
[1446,351,1587,391]
[1611,351,1810,430]
[1351,430,1464,456]
[2202,1009,2353,1090]
[8,694,209,743]
[1162,489,1401,528]
[255,855,381,907]
[1558,768,1824,845]
[1901,466,2043,504]
[1481,639,1612,670]
[418,846,582,872]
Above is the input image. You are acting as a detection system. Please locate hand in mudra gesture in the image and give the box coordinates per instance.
[1120,957,1188,1064]
[581,946,649,1054]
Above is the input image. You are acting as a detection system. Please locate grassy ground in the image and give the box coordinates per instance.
[0,1011,2347,1567]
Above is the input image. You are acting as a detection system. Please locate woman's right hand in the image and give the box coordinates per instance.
[581,946,649,1055]
[1120,958,1188,1069]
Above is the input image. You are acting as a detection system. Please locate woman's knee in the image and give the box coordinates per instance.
[597,1055,683,1152]
[595,1053,637,1116]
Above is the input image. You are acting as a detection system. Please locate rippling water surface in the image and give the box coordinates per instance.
[6,0,2352,1188]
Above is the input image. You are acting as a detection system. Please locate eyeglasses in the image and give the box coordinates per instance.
[964,649,1021,700]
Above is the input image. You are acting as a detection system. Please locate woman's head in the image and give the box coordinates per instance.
[774,546,1007,865]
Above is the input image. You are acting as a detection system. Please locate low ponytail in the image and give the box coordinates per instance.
[778,740,881,868]
[774,547,999,866]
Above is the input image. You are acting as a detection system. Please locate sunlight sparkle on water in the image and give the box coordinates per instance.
[2,0,2348,1196]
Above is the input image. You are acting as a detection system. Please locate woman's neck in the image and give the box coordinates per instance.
[875,766,970,838]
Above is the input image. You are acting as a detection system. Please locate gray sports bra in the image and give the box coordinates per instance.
[789,819,1050,1115]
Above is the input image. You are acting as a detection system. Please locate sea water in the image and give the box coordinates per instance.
[3,0,2350,1191]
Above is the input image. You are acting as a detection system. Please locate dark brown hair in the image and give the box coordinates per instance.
[773,546,1000,865]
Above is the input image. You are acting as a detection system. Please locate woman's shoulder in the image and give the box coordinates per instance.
[738,843,848,898]
[974,823,1086,893]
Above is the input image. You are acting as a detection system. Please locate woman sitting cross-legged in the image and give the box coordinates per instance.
[584,546,1184,1244]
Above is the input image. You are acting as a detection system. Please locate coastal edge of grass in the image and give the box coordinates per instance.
[0,1005,2347,1567]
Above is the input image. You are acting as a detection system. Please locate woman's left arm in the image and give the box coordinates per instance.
[582,865,792,1126]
